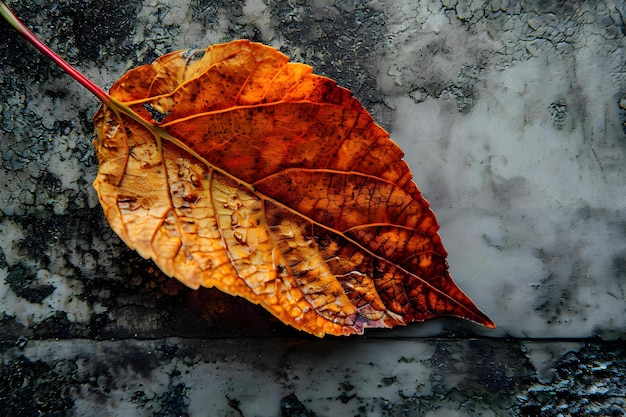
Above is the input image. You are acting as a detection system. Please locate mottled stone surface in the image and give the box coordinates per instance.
[1,338,624,416]
[0,0,624,415]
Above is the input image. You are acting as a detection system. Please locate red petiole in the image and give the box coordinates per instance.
[0,0,112,106]
[0,1,167,135]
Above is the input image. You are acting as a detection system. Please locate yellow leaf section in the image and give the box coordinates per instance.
[93,106,357,336]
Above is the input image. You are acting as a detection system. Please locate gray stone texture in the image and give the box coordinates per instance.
[1,0,625,415]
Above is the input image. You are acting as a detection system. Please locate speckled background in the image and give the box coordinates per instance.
[1,1,625,416]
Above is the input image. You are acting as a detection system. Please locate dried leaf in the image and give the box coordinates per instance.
[91,40,494,336]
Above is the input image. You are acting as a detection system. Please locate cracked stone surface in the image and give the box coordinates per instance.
[1,0,625,415]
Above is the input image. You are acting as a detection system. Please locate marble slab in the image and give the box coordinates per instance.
[0,0,624,415]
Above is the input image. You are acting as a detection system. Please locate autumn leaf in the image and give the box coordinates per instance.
[2,4,494,336]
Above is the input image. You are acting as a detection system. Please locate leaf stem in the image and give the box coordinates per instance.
[0,1,113,106]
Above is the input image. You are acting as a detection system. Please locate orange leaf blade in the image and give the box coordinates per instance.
[93,40,494,336]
